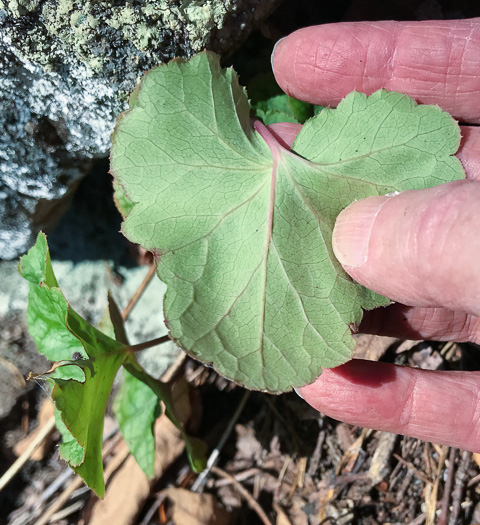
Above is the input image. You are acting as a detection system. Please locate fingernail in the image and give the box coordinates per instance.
[271,37,286,71]
[294,387,304,399]
[332,196,389,268]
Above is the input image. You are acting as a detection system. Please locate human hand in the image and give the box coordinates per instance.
[271,19,480,452]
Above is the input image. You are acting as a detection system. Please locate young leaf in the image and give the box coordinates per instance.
[18,233,128,497]
[110,51,465,393]
[248,72,315,123]
[255,94,314,124]
[256,107,299,125]
[100,295,159,479]
[123,359,207,473]
[114,367,160,478]
[105,293,206,477]
[248,73,314,125]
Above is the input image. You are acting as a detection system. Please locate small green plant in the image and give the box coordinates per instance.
[247,71,319,124]
[20,50,465,495]
[18,233,206,497]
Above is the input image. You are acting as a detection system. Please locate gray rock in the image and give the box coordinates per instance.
[0,0,279,260]
[0,163,179,419]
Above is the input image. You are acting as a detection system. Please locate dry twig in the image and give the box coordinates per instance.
[0,416,56,492]
[393,453,432,485]
[425,445,448,525]
[191,390,250,492]
[449,450,471,525]
[34,430,121,525]
[34,475,85,525]
[438,447,456,525]
[211,466,273,525]
[121,263,156,320]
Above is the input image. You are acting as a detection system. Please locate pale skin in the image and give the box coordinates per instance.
[271,19,480,452]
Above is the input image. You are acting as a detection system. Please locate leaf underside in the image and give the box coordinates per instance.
[111,51,465,393]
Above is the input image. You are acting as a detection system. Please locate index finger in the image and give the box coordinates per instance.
[299,359,480,453]
[272,19,480,124]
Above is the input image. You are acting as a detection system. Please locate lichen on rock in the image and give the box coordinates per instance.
[3,0,264,78]
[0,0,280,259]
[3,0,41,17]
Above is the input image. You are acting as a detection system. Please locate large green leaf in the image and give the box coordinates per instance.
[18,233,127,497]
[111,51,465,393]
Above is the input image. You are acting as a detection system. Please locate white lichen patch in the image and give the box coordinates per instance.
[7,0,238,71]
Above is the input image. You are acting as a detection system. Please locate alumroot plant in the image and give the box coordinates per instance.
[19,51,465,495]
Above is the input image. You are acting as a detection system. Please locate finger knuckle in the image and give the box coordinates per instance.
[413,186,464,277]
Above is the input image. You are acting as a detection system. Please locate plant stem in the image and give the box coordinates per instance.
[124,334,171,355]
[123,358,170,401]
[211,466,273,525]
[191,390,250,492]
[121,264,156,321]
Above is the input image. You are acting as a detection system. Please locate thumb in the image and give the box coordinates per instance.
[332,180,480,317]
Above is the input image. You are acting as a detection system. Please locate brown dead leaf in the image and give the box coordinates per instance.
[273,502,293,525]
[354,334,399,361]
[89,416,186,525]
[287,496,309,525]
[235,423,261,462]
[0,356,26,388]
[473,452,480,469]
[368,432,398,485]
[164,487,230,525]
[336,428,371,475]
[14,398,55,460]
